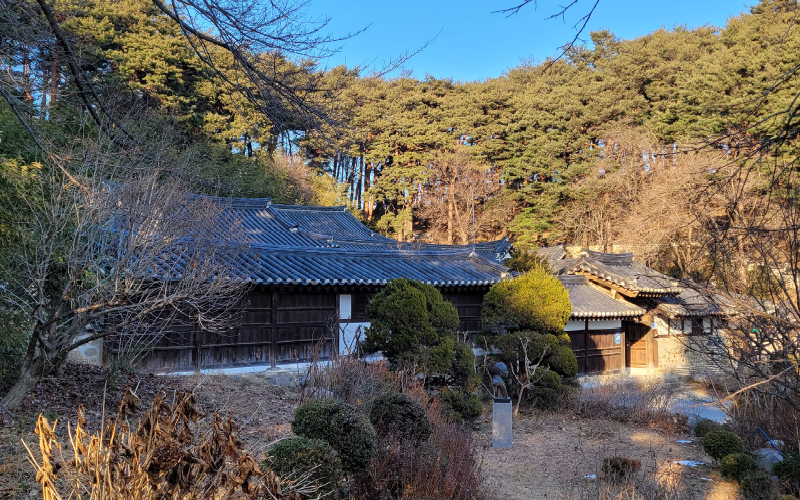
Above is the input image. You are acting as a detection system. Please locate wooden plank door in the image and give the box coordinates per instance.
[624,321,649,368]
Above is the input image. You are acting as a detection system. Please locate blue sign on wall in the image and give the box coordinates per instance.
[614,333,622,345]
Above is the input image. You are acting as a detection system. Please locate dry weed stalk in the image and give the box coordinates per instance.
[23,389,315,500]
[574,378,687,433]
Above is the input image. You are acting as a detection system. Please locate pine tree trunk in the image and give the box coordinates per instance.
[447,198,454,245]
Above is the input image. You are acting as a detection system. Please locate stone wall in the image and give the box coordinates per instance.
[653,315,726,379]
[66,333,103,365]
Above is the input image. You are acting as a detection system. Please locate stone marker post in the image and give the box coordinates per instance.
[492,397,512,449]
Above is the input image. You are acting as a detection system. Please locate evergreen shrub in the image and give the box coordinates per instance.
[482,269,572,332]
[263,437,342,498]
[703,430,743,462]
[292,398,376,475]
[694,418,722,438]
[441,388,483,423]
[491,331,578,408]
[362,279,476,389]
[740,469,773,500]
[775,453,800,496]
[720,453,759,482]
[369,392,431,442]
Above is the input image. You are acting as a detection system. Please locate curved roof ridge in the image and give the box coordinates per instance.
[269,203,348,212]
[584,249,634,265]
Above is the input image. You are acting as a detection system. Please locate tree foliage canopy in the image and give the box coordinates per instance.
[482,270,572,333]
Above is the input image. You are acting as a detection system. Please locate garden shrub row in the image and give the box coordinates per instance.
[699,424,793,500]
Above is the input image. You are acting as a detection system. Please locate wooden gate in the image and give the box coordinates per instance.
[569,326,625,374]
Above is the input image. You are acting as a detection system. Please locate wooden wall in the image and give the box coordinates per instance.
[113,285,487,372]
[115,287,336,372]
[441,289,486,333]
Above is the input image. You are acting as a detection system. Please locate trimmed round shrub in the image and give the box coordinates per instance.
[703,430,743,462]
[292,398,377,475]
[527,386,559,410]
[694,418,722,438]
[369,392,431,442]
[263,437,342,498]
[362,279,459,366]
[441,388,483,423]
[601,456,641,483]
[492,331,578,407]
[720,453,759,482]
[482,268,572,332]
[549,345,579,378]
[537,370,562,389]
[741,469,773,500]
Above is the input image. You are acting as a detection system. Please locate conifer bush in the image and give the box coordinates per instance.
[441,387,483,423]
[362,279,478,392]
[482,269,572,332]
[694,418,722,438]
[775,453,800,496]
[741,469,773,500]
[720,453,759,482]
[703,430,743,462]
[369,392,432,442]
[291,398,376,475]
[263,437,343,498]
[491,331,578,408]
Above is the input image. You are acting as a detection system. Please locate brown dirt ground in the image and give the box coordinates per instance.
[475,409,741,500]
[0,364,742,500]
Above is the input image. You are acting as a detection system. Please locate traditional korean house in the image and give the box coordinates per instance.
[542,248,729,376]
[115,197,511,372]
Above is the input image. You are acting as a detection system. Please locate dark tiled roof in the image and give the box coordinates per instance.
[537,244,567,262]
[195,196,510,286]
[226,246,509,286]
[553,251,682,296]
[657,287,730,317]
[269,204,394,242]
[472,238,513,263]
[559,275,646,319]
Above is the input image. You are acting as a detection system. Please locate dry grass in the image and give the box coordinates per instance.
[0,363,300,498]
[573,377,687,433]
[23,389,313,500]
[351,423,483,500]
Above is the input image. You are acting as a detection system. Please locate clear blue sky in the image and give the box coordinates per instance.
[305,0,757,82]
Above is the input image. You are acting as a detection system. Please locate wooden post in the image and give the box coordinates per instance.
[271,290,278,368]
[194,321,201,374]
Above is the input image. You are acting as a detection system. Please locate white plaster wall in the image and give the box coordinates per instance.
[587,319,621,330]
[564,320,585,331]
[566,319,622,331]
[339,294,352,320]
[340,321,369,355]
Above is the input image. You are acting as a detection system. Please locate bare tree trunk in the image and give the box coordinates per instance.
[1,331,47,410]
[48,45,59,106]
[447,197,454,245]
[1,357,45,410]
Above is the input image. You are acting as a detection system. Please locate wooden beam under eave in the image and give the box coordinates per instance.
[574,271,640,298]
